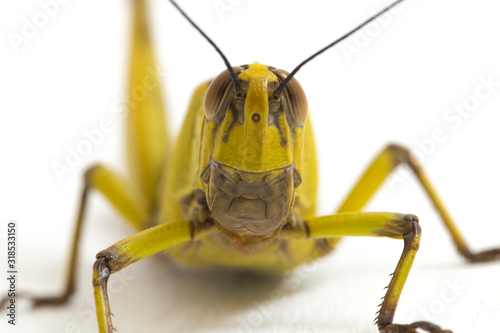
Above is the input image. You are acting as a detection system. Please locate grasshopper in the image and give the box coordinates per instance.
[4,0,500,332]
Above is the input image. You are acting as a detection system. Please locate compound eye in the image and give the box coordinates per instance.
[272,69,308,125]
[204,66,243,120]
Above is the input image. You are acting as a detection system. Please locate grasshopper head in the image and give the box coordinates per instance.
[200,64,308,247]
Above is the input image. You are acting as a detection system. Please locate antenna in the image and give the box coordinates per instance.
[275,0,406,98]
[168,0,242,93]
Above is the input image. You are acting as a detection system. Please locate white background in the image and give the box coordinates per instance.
[1,0,500,332]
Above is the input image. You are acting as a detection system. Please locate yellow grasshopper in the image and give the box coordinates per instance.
[5,0,500,332]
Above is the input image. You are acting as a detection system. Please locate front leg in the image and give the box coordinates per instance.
[92,220,216,333]
[301,212,452,333]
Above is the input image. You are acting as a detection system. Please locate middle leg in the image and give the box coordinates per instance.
[337,144,500,262]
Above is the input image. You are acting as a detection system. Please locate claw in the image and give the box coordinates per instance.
[1,293,70,310]
[468,248,500,263]
[380,321,452,333]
